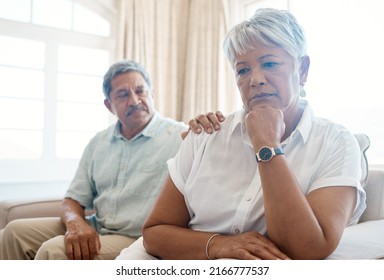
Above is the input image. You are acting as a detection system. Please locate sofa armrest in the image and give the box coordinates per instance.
[360,169,384,223]
[326,220,384,259]
[0,199,62,229]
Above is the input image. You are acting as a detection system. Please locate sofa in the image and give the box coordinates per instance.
[0,182,66,230]
[326,168,384,259]
[1,134,383,259]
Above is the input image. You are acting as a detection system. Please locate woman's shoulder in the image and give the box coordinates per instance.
[310,115,359,154]
[312,115,354,137]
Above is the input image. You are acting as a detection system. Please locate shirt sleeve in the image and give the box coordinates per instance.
[311,128,366,225]
[167,131,206,195]
[64,137,97,209]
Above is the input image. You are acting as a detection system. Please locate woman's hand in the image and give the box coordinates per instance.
[209,231,290,260]
[245,106,285,151]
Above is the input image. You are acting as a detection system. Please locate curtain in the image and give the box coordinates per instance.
[115,0,238,123]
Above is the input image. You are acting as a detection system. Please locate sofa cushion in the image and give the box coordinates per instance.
[326,219,384,259]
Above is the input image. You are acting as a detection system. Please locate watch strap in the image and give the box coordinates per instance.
[273,147,284,156]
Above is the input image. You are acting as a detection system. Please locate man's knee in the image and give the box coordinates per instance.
[0,220,33,259]
[35,235,67,260]
[0,219,31,248]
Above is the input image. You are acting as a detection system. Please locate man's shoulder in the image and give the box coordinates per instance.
[85,124,116,147]
[155,114,187,133]
[94,123,116,138]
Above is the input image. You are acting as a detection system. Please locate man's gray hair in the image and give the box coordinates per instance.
[102,60,152,99]
[223,8,307,67]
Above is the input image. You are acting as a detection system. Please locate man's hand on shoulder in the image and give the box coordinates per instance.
[181,111,225,140]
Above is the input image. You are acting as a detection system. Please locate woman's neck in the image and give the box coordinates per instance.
[282,102,304,142]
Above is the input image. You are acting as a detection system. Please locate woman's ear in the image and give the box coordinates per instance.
[299,55,310,85]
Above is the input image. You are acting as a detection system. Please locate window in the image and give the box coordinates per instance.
[0,0,116,184]
[241,0,384,167]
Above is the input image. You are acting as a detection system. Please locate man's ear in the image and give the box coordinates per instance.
[104,99,114,114]
[299,55,310,85]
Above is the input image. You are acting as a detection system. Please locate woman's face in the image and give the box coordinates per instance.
[234,40,309,113]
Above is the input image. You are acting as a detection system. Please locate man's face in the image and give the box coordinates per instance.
[104,71,155,139]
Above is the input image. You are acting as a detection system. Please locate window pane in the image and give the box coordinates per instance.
[0,98,44,129]
[289,0,384,165]
[56,132,95,159]
[57,73,104,103]
[58,45,109,75]
[56,102,108,131]
[0,66,44,99]
[0,129,43,159]
[73,3,111,36]
[56,131,96,159]
[32,0,72,30]
[0,35,45,68]
[0,0,31,22]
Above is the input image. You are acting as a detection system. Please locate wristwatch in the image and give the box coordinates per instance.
[255,146,284,162]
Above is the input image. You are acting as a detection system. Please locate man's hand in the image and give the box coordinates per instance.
[64,218,101,260]
[181,111,225,139]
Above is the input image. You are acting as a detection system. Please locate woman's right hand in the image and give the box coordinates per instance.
[209,231,290,260]
[245,106,285,152]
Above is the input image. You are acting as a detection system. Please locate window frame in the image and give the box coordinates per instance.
[0,0,117,184]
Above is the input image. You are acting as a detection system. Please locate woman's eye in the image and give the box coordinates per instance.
[237,68,249,76]
[262,62,279,69]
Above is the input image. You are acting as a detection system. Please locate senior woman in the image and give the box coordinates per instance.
[117,8,366,260]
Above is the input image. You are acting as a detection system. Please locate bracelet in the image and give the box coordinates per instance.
[205,233,221,260]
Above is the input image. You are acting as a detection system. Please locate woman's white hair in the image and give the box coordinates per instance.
[223,8,307,67]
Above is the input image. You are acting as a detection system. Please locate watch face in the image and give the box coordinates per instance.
[259,147,273,162]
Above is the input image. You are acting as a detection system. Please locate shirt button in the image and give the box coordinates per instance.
[246,196,252,201]
[235,229,240,234]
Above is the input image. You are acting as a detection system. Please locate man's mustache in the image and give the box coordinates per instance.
[126,104,146,116]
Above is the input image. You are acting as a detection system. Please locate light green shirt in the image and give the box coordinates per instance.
[65,111,187,237]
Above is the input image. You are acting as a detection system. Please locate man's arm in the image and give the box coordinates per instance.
[60,198,100,260]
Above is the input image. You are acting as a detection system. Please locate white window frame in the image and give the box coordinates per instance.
[0,0,117,185]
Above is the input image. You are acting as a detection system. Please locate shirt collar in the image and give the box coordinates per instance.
[110,111,160,142]
[293,99,312,144]
[231,99,313,145]
[229,109,246,136]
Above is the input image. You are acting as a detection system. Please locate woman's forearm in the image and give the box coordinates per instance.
[259,157,354,259]
[143,225,213,260]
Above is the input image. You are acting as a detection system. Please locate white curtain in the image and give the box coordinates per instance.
[115,0,238,122]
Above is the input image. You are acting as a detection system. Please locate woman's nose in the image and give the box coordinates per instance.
[250,68,266,87]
